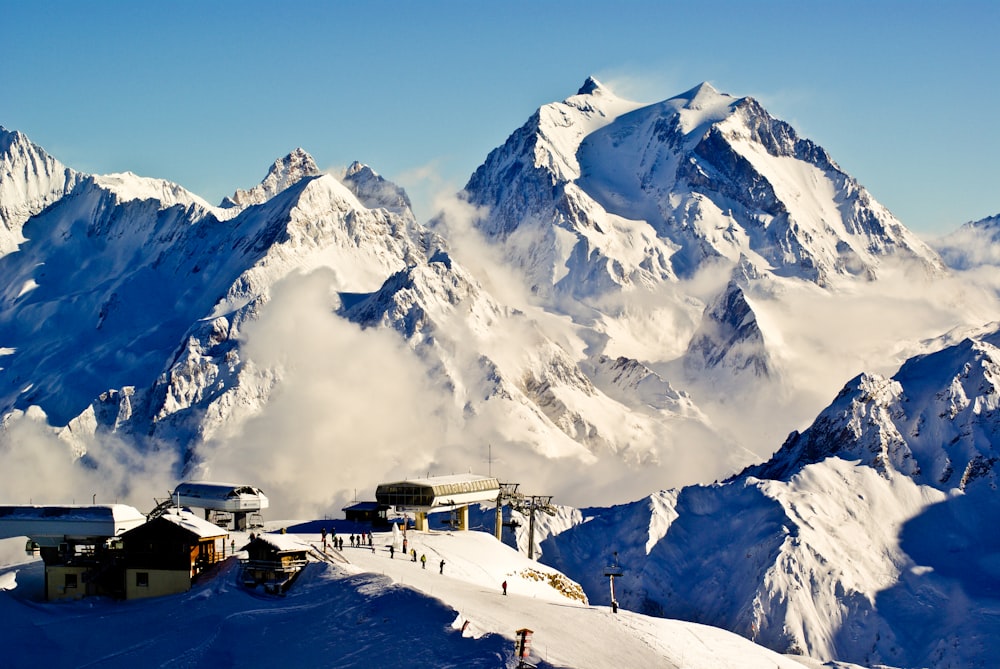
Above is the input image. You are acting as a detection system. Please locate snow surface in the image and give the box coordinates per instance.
[0,525,818,669]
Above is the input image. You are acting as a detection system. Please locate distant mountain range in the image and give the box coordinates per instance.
[525,323,1000,668]
[1,76,999,669]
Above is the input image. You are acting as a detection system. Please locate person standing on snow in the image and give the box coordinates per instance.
[439,559,445,574]
[502,580,507,595]
[420,554,427,569]
[389,545,395,559]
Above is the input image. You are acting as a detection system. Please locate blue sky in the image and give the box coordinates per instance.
[3,1,997,233]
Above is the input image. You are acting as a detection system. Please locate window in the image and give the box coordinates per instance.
[64,573,77,589]
[136,572,149,588]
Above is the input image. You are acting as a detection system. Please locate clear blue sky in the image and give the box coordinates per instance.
[3,1,997,234]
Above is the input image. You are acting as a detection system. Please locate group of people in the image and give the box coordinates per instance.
[350,532,372,548]
[320,527,373,552]
[319,526,455,577]
[386,538,445,575]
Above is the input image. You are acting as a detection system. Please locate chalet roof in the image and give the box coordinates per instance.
[157,509,228,539]
[343,501,382,512]
[252,533,311,553]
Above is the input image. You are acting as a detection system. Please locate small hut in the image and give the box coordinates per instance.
[342,501,389,526]
[240,534,311,594]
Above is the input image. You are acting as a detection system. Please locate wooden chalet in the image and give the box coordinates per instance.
[119,509,229,600]
[240,534,311,594]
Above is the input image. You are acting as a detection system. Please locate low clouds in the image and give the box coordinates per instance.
[193,269,456,519]
[0,407,178,510]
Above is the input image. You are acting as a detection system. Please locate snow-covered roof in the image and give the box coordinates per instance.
[157,509,228,539]
[0,504,145,523]
[253,533,311,553]
[172,481,269,512]
[343,501,383,512]
[0,504,147,543]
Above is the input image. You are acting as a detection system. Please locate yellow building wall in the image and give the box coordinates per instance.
[125,568,191,600]
[46,565,91,601]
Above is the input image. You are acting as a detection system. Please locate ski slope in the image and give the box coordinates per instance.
[0,525,832,669]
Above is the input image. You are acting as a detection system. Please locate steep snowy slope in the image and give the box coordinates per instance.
[530,326,1000,668]
[0,127,82,255]
[71,166,436,449]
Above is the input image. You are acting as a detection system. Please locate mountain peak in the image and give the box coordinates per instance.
[268,148,320,183]
[0,126,82,251]
[675,81,725,108]
[0,125,22,152]
[222,148,321,209]
[576,76,606,96]
[341,161,412,211]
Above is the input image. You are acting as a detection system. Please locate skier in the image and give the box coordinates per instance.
[439,559,445,574]
[321,527,327,550]
[502,580,507,596]
[411,548,417,562]
[420,554,427,569]
[389,545,395,559]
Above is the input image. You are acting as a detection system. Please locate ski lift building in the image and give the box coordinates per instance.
[170,481,268,531]
[0,504,147,601]
[375,474,500,531]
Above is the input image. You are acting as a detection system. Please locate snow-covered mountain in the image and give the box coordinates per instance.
[527,325,1000,668]
[453,78,971,463]
[75,165,437,449]
[0,127,748,500]
[462,77,942,299]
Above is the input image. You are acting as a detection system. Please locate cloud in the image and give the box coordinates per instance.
[193,269,461,519]
[0,407,178,511]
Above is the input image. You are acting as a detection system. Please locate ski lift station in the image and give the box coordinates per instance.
[163,481,269,531]
[375,474,500,531]
[0,504,146,548]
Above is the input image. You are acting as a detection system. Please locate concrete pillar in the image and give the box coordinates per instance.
[458,505,469,531]
[415,511,429,532]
